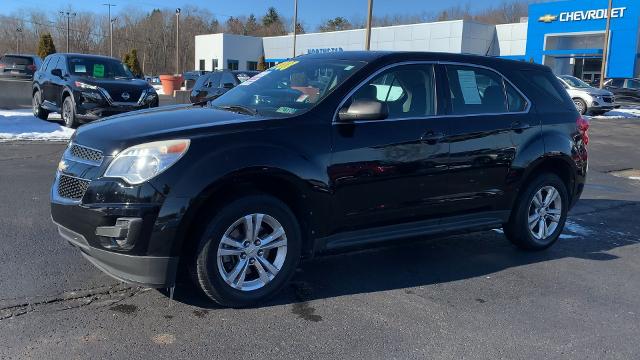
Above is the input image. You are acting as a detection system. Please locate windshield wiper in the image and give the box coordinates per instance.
[215,104,258,116]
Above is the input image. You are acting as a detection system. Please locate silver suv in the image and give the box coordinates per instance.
[557,75,615,115]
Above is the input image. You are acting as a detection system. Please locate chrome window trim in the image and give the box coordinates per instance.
[333,60,532,124]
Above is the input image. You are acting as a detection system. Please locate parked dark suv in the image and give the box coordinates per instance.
[0,54,42,80]
[50,52,588,307]
[32,53,158,128]
[190,69,259,103]
[604,78,640,106]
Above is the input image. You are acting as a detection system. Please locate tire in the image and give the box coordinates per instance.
[32,91,49,120]
[572,98,587,115]
[61,96,78,128]
[192,195,301,307]
[591,110,606,116]
[503,173,568,251]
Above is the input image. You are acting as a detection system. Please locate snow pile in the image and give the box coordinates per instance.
[590,107,640,119]
[0,109,73,141]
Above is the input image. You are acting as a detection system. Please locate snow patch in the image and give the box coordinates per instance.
[564,220,592,236]
[0,109,73,141]
[589,108,640,119]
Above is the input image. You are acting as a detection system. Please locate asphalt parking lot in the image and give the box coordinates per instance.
[0,86,639,359]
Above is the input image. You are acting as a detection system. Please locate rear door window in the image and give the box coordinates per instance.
[445,65,507,115]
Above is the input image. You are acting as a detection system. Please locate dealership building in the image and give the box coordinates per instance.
[194,0,639,82]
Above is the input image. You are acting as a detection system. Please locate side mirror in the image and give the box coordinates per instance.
[222,82,235,89]
[51,69,63,78]
[338,100,389,122]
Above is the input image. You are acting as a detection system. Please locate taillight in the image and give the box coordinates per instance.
[0,64,4,69]
[27,64,36,71]
[577,116,590,145]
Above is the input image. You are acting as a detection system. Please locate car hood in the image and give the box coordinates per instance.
[73,105,260,153]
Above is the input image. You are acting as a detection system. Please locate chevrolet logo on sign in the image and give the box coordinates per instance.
[538,14,558,23]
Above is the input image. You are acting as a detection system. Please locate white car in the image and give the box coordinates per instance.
[557,75,616,115]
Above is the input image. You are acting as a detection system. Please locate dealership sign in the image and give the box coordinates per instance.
[306,47,344,54]
[539,7,627,23]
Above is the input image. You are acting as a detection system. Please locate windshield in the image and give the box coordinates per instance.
[627,79,640,89]
[211,59,365,117]
[67,56,133,79]
[560,75,591,88]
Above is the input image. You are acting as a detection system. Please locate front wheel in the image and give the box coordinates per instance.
[192,195,301,307]
[573,98,587,115]
[504,173,569,251]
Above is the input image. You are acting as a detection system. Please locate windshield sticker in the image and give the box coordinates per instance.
[93,64,105,78]
[276,107,297,114]
[272,61,299,71]
[74,65,87,73]
[239,71,271,86]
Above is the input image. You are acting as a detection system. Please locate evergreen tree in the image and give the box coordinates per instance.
[123,49,143,78]
[257,55,266,71]
[37,33,56,59]
[262,7,280,27]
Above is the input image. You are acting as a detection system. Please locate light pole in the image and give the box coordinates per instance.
[599,0,613,88]
[16,28,23,54]
[175,8,181,75]
[292,0,298,58]
[110,18,117,57]
[104,3,116,57]
[60,11,76,52]
[365,0,373,50]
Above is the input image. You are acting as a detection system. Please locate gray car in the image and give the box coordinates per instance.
[557,75,616,115]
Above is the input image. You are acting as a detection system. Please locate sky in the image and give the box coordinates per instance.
[4,0,516,29]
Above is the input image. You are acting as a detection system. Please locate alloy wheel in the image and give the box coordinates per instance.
[63,99,72,126]
[527,186,562,240]
[32,93,40,116]
[216,213,287,291]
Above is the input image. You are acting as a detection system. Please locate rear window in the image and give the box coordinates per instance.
[1,56,33,65]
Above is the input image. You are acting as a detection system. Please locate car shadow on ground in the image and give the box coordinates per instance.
[164,198,639,310]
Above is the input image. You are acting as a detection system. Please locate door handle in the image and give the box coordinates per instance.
[420,131,445,144]
[510,121,531,132]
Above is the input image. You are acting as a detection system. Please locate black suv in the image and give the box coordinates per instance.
[32,53,158,128]
[51,52,588,307]
[604,78,640,106]
[0,54,42,80]
[190,70,259,103]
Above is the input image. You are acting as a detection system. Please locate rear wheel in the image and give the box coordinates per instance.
[573,98,587,115]
[32,91,49,120]
[62,96,78,128]
[504,173,568,251]
[192,195,301,307]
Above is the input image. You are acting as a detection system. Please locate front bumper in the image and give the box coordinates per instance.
[74,88,159,121]
[56,223,178,287]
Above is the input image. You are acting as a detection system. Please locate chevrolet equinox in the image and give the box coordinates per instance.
[51,52,588,307]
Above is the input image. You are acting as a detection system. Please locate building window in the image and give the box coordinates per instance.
[266,61,277,69]
[227,59,239,70]
[212,59,218,70]
[199,59,205,71]
[247,61,258,71]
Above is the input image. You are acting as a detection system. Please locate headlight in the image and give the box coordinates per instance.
[75,81,98,90]
[104,139,190,184]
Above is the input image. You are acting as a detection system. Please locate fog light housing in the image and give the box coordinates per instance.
[96,217,142,250]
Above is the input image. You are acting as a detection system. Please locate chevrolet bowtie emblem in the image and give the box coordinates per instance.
[538,14,558,23]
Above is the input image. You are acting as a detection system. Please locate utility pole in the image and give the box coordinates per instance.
[16,28,22,54]
[104,3,116,57]
[365,0,373,50]
[176,8,181,75]
[60,11,76,52]
[599,0,613,88]
[292,0,298,58]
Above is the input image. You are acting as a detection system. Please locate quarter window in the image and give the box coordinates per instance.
[505,82,527,112]
[346,64,436,119]
[445,65,507,115]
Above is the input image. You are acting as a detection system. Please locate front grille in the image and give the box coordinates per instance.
[69,144,103,164]
[107,89,142,103]
[603,96,613,103]
[58,175,90,200]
